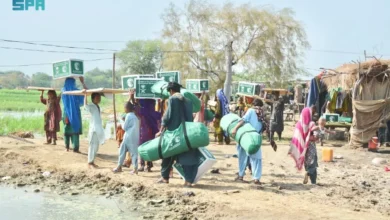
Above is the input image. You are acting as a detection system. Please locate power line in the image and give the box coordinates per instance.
[4,38,390,57]
[3,38,389,56]
[28,41,127,43]
[0,58,112,67]
[0,45,222,54]
[0,46,111,54]
[0,39,118,52]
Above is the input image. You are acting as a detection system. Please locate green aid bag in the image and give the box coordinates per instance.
[138,122,210,161]
[220,113,262,155]
[151,81,201,113]
[204,109,215,121]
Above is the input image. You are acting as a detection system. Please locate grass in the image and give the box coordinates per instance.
[0,89,128,136]
[0,116,90,136]
[0,116,43,135]
[0,89,127,113]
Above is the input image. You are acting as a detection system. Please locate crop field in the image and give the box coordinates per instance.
[0,89,125,135]
[0,89,127,112]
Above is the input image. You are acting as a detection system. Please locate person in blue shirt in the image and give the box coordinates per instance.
[113,101,140,174]
[231,98,264,185]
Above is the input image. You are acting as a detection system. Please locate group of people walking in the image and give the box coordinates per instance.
[39,78,322,186]
[40,77,105,168]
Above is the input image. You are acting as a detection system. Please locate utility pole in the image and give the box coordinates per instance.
[223,41,233,103]
[112,53,117,134]
[364,50,367,61]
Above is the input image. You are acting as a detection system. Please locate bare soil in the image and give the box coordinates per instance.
[1,121,390,220]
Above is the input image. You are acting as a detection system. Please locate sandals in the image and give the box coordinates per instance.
[112,167,122,173]
[156,178,169,184]
[234,176,247,183]
[253,180,262,185]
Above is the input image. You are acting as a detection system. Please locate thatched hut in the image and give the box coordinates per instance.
[322,59,390,148]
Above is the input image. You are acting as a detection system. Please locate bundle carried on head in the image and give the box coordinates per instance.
[151,81,201,113]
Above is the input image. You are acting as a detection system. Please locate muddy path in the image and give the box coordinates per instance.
[1,124,390,219]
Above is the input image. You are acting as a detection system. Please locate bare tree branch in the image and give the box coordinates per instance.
[232,28,260,66]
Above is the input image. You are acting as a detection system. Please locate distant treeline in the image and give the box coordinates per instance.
[0,68,124,89]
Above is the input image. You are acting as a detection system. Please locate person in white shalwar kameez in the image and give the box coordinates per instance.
[113,101,140,174]
[84,92,105,169]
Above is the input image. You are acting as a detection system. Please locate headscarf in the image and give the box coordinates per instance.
[62,78,84,133]
[216,89,229,116]
[136,99,161,144]
[217,89,229,137]
[48,90,62,123]
[288,107,316,170]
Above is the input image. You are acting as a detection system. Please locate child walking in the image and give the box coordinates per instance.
[84,92,105,169]
[288,106,319,185]
[303,130,319,184]
[116,115,132,168]
[113,101,140,174]
[318,117,336,146]
[40,90,62,145]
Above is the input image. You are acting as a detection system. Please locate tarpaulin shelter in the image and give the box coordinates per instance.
[321,60,390,148]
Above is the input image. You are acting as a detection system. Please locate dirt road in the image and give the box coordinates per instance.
[1,123,390,219]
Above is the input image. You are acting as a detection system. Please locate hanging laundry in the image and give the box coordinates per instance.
[306,77,319,108]
[336,91,347,109]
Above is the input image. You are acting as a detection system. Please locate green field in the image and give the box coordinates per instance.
[0,116,90,136]
[0,89,125,135]
[0,89,127,112]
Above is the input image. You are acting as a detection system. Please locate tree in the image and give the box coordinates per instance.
[117,40,164,75]
[0,71,30,89]
[161,0,309,96]
[83,68,114,88]
[30,72,53,87]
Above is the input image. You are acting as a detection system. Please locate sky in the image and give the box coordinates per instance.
[1,0,390,79]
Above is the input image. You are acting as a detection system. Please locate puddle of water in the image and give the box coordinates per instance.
[0,187,138,220]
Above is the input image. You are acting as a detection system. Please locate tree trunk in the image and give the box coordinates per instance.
[223,41,233,103]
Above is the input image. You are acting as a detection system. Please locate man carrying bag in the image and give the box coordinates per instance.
[156,82,200,187]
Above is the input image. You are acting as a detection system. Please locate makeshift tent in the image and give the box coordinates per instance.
[321,60,390,148]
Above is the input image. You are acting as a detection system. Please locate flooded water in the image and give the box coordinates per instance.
[0,187,138,220]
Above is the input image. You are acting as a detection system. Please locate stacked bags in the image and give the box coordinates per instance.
[220,113,262,154]
[139,122,209,161]
[151,81,201,113]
